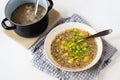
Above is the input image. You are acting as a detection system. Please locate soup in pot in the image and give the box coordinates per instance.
[11,3,46,25]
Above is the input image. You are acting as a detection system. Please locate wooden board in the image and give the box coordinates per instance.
[4,9,61,49]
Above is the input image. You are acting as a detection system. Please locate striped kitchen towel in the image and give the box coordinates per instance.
[30,14,117,80]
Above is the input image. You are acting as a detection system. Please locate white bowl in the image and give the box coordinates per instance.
[44,22,103,72]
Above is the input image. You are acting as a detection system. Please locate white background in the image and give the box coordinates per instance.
[0,0,120,80]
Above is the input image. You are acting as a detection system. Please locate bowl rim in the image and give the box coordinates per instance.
[44,22,103,72]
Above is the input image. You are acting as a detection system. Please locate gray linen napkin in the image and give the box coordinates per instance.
[30,14,117,80]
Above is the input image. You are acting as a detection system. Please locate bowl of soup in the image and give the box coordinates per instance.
[44,22,103,72]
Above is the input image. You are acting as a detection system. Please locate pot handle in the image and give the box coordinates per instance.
[1,18,16,30]
[47,0,53,12]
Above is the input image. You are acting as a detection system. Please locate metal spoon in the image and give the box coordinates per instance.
[77,29,112,43]
[34,0,39,16]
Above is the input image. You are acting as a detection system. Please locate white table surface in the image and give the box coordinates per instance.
[0,0,120,80]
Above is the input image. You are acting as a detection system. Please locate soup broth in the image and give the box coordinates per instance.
[51,28,98,69]
[11,3,46,25]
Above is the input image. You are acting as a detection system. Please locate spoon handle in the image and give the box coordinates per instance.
[34,0,39,16]
[77,29,112,43]
[86,29,112,39]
